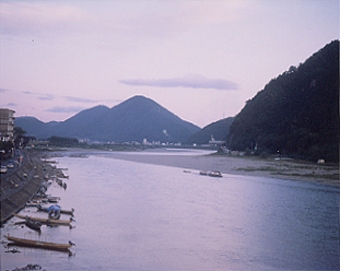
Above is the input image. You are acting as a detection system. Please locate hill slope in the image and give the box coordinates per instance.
[226,40,339,162]
[47,105,111,139]
[187,117,234,144]
[14,116,51,139]
[15,96,200,143]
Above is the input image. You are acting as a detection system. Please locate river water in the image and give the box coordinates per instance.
[1,149,339,270]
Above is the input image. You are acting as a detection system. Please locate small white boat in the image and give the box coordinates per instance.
[207,171,222,178]
[200,170,222,177]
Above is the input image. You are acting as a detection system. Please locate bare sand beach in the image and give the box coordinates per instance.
[108,151,340,188]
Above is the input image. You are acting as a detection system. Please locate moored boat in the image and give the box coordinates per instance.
[25,198,48,207]
[5,234,73,252]
[25,216,42,232]
[37,204,74,216]
[14,214,73,226]
[199,170,222,177]
[47,196,60,203]
[207,170,223,177]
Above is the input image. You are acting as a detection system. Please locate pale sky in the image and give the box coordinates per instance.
[0,0,338,128]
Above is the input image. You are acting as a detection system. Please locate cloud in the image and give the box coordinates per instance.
[38,94,54,101]
[46,106,84,113]
[114,1,250,38]
[0,1,249,41]
[65,96,97,103]
[22,91,34,95]
[119,74,238,90]
[0,2,89,37]
[0,88,10,93]
[21,90,54,100]
[6,102,17,107]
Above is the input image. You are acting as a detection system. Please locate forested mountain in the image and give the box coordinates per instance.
[226,40,339,162]
[45,105,111,140]
[14,116,52,139]
[187,117,234,144]
[15,96,200,143]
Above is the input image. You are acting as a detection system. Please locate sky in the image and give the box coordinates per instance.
[0,0,338,128]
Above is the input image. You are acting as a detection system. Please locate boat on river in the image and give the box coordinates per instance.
[207,170,223,177]
[47,196,60,203]
[5,234,73,252]
[199,170,208,176]
[25,198,48,207]
[36,204,74,216]
[14,214,73,226]
[25,216,42,232]
[36,204,61,219]
[199,170,223,177]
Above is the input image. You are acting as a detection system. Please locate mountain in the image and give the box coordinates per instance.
[47,105,111,139]
[46,121,61,127]
[226,40,339,162]
[15,96,200,143]
[187,117,234,144]
[14,116,51,139]
[92,96,200,143]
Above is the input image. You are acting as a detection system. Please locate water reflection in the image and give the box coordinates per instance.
[1,152,339,270]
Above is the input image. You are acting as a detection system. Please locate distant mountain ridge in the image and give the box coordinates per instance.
[15,96,200,143]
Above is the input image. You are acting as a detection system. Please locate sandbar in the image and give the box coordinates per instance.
[108,151,339,188]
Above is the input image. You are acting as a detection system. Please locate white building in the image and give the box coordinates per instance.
[0,108,15,141]
[209,135,225,146]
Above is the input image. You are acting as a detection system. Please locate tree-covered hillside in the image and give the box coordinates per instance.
[187,117,234,145]
[226,40,339,162]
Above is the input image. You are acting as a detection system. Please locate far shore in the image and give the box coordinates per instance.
[100,150,340,188]
[46,147,339,188]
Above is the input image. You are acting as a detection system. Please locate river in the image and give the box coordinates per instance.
[1,149,339,270]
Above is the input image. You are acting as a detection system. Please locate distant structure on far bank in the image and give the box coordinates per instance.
[208,135,225,146]
[0,108,15,142]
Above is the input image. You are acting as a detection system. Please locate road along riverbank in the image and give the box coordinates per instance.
[0,149,64,224]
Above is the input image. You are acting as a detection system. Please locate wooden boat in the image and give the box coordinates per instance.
[25,198,48,207]
[5,234,73,252]
[38,204,61,220]
[25,216,42,232]
[47,196,60,203]
[25,201,43,208]
[14,214,73,226]
[36,204,74,216]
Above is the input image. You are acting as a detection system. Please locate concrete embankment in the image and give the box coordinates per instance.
[0,150,55,224]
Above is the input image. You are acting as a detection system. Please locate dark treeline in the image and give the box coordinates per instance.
[47,136,79,147]
[226,40,339,162]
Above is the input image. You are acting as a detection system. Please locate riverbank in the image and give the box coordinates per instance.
[0,149,63,224]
